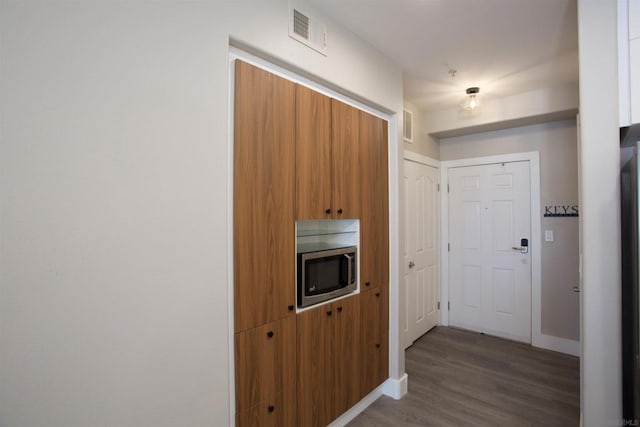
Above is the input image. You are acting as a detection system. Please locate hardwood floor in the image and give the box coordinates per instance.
[348,326,580,427]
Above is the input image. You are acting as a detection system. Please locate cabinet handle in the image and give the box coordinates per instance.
[326,310,333,316]
[337,306,343,312]
[365,282,370,287]
[325,208,332,214]
[288,305,294,311]
[266,331,274,338]
[376,292,380,297]
[375,343,381,348]
[337,208,343,214]
[267,405,275,413]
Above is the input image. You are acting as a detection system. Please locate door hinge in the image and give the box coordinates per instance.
[447,184,450,193]
[448,243,451,252]
[437,183,440,192]
[448,301,450,310]
[437,301,440,310]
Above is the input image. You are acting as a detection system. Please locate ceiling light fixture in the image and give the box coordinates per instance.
[464,87,480,110]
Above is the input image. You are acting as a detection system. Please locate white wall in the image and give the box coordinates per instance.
[403,100,440,159]
[0,1,403,426]
[577,1,622,425]
[441,120,580,342]
[426,83,579,139]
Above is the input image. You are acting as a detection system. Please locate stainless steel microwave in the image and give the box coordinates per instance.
[297,243,357,308]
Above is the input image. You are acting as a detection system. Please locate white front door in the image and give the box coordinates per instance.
[403,160,439,349]
[448,161,532,343]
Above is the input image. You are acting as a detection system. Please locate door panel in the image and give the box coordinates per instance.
[235,317,296,412]
[234,60,295,332]
[297,305,332,427]
[331,99,360,219]
[449,161,531,342]
[296,85,332,220]
[359,111,388,291]
[332,297,361,417]
[403,160,440,348]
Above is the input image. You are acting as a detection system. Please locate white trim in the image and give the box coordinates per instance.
[228,46,389,121]
[327,384,384,427]
[382,373,408,400]
[440,152,543,348]
[228,47,405,422]
[227,55,237,425]
[403,151,440,168]
[537,334,580,357]
[325,375,408,427]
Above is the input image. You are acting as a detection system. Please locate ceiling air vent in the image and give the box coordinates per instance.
[289,7,327,56]
[403,109,414,143]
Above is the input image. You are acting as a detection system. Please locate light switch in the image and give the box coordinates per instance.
[545,230,554,242]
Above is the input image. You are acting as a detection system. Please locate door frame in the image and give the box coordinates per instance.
[440,151,543,348]
[402,151,440,349]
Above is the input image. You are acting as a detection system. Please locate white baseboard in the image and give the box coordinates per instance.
[534,333,580,357]
[327,375,408,426]
[382,374,408,400]
[327,385,383,427]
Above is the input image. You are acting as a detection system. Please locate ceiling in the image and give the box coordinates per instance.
[306,0,578,112]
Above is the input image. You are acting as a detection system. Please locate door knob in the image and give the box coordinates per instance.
[572,286,580,293]
[408,261,415,268]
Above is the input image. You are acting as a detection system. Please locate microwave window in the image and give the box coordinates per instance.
[305,256,344,295]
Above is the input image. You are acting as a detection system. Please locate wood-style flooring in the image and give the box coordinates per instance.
[347,326,580,427]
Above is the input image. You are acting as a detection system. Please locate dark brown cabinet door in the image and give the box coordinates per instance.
[331,99,361,219]
[359,110,389,292]
[296,85,333,220]
[297,304,333,427]
[235,316,296,413]
[234,60,296,332]
[360,289,389,396]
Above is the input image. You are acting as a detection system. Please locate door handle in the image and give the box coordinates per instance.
[408,261,415,268]
[512,238,529,254]
[572,286,580,293]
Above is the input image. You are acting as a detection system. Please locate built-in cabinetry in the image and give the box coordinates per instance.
[297,296,361,426]
[233,60,296,334]
[234,60,297,426]
[235,317,296,426]
[296,86,361,219]
[234,59,389,427]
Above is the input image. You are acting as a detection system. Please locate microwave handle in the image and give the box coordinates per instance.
[344,253,353,285]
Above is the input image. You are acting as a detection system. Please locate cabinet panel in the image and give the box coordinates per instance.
[360,111,389,291]
[236,388,296,427]
[296,85,333,219]
[332,296,361,416]
[360,289,389,396]
[234,60,296,332]
[235,316,296,412]
[331,99,361,219]
[297,304,333,427]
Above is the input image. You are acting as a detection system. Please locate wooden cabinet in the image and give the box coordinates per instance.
[236,390,296,427]
[234,61,389,426]
[235,317,296,413]
[359,110,389,292]
[360,289,389,395]
[331,99,361,219]
[296,85,332,220]
[297,296,361,427]
[234,60,296,333]
[295,92,361,219]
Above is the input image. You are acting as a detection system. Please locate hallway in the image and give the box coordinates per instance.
[348,327,580,427]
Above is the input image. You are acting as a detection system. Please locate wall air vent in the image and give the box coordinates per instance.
[289,6,327,56]
[403,109,414,143]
